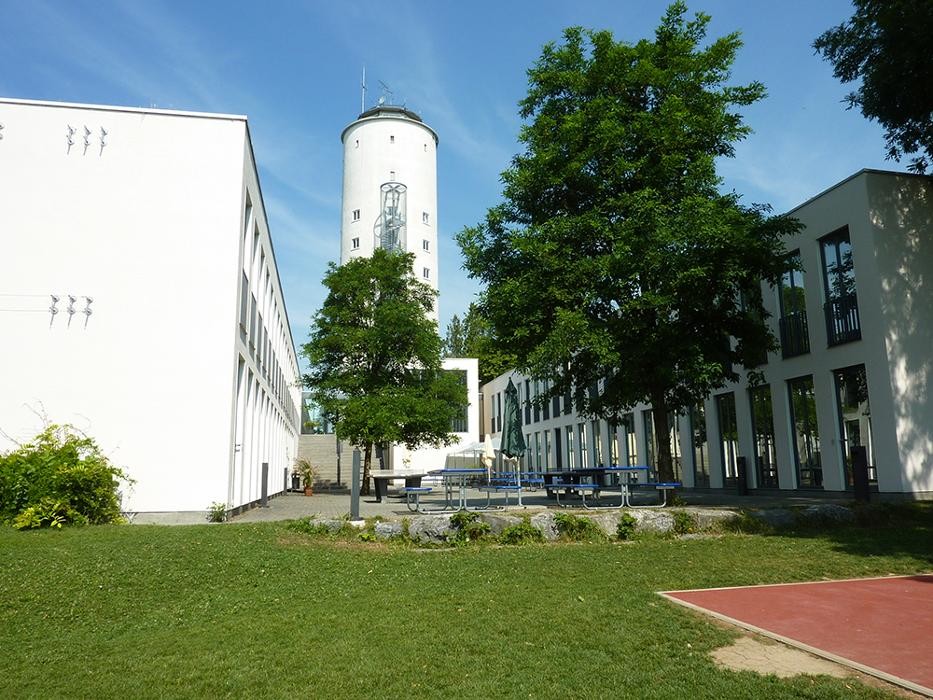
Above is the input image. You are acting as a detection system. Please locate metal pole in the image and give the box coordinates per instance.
[350,447,361,521]
[260,462,269,507]
[336,438,342,486]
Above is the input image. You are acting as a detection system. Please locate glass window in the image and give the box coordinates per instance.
[448,370,468,433]
[352,209,360,222]
[749,386,778,488]
[821,227,861,345]
[610,421,620,466]
[834,365,875,485]
[592,420,603,466]
[422,211,429,224]
[667,413,682,481]
[788,376,822,488]
[690,403,710,488]
[535,432,542,471]
[565,425,575,469]
[422,239,430,251]
[579,423,589,467]
[716,393,739,485]
[643,411,656,474]
[623,413,638,466]
[533,381,541,422]
[542,380,550,420]
[542,430,551,471]
[351,237,360,250]
[524,379,532,425]
[423,267,430,280]
[779,251,810,358]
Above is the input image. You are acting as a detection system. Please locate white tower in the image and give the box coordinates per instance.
[340,105,440,317]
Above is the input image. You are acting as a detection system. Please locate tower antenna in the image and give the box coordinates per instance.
[361,66,366,113]
[378,80,393,106]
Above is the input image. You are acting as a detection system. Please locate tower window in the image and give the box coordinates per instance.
[389,170,395,181]
[423,212,430,224]
[355,139,359,148]
[424,144,427,152]
[351,237,360,250]
[423,267,430,280]
[352,209,360,222]
[422,239,430,252]
[390,135,395,143]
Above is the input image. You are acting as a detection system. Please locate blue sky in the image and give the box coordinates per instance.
[3,0,888,364]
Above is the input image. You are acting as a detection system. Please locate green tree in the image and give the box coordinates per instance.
[442,313,466,357]
[457,3,800,482]
[445,303,517,384]
[814,0,933,173]
[302,249,466,494]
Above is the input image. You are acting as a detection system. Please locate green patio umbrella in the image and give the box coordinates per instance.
[500,378,527,461]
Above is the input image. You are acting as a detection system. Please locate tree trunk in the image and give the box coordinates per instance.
[651,391,676,484]
[361,442,372,496]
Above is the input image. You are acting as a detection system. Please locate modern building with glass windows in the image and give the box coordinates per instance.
[481,169,933,498]
[0,98,302,519]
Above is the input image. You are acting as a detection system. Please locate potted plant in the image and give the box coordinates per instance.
[294,458,318,496]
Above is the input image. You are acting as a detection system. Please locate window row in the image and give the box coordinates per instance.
[349,209,431,226]
[511,364,875,492]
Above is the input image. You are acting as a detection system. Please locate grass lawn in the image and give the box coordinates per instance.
[1,509,931,699]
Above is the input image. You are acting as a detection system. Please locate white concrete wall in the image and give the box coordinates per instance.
[340,108,439,315]
[0,99,300,514]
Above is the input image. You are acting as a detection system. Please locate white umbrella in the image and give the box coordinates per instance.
[481,433,496,480]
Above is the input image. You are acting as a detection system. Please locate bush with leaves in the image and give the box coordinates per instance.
[554,513,608,542]
[448,510,492,545]
[617,513,638,541]
[0,425,130,528]
[499,517,545,545]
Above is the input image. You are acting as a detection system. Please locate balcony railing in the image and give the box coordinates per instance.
[824,293,861,346]
[779,311,810,358]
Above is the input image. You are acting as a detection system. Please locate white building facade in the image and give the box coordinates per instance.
[0,98,301,519]
[482,170,933,499]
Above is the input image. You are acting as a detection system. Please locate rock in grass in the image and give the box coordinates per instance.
[408,514,454,544]
[628,510,674,533]
[374,521,403,539]
[529,512,559,541]
[691,508,740,529]
[478,513,523,535]
[799,504,855,525]
[748,509,796,528]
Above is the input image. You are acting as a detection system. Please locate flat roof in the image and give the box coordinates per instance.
[0,96,247,122]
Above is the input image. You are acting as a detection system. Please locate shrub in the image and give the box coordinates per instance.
[553,513,607,542]
[448,510,491,544]
[0,425,130,528]
[207,502,227,523]
[617,513,638,540]
[671,510,698,535]
[499,517,545,545]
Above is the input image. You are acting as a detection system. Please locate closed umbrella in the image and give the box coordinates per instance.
[500,378,527,465]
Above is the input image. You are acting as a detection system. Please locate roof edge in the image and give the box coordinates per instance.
[0,97,247,122]
[785,168,933,216]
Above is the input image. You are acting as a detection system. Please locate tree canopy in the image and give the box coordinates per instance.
[443,303,517,384]
[814,0,933,173]
[457,2,799,482]
[302,249,466,492]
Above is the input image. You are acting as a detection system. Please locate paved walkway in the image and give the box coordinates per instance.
[662,575,933,696]
[230,485,859,523]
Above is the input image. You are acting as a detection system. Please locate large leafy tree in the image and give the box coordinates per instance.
[814,0,933,173]
[457,3,799,483]
[443,303,517,384]
[303,249,466,494]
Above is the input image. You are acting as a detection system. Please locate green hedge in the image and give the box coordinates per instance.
[0,425,131,528]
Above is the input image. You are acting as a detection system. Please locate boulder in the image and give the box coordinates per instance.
[408,514,454,544]
[628,509,674,533]
[748,508,797,528]
[478,513,523,535]
[799,503,855,525]
[691,508,740,530]
[529,512,560,541]
[373,521,403,540]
